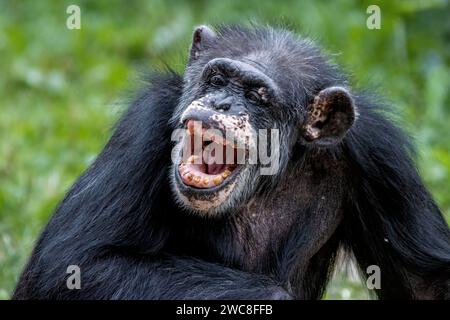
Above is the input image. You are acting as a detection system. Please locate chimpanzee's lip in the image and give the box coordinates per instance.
[175,119,246,193]
[175,160,242,194]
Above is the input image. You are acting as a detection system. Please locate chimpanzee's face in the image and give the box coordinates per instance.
[170,26,355,217]
[171,56,292,216]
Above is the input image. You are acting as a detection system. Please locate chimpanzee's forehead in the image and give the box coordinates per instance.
[236,50,312,97]
[240,51,292,80]
[240,54,270,74]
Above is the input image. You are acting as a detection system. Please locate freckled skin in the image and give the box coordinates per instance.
[210,113,255,149]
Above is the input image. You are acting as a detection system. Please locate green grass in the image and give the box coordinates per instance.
[0,0,449,299]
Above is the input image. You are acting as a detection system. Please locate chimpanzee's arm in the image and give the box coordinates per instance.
[13,253,291,299]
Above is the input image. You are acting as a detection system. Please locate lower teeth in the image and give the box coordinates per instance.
[179,163,235,188]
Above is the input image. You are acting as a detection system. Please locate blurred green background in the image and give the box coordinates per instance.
[0,0,449,300]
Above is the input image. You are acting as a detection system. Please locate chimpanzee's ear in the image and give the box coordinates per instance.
[190,25,217,61]
[302,86,356,145]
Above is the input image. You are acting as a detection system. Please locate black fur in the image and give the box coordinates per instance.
[13,25,450,300]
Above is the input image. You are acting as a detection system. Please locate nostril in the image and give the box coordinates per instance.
[215,103,231,111]
[213,95,233,111]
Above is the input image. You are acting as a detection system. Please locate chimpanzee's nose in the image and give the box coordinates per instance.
[213,96,233,111]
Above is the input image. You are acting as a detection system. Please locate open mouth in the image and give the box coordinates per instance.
[177,119,245,189]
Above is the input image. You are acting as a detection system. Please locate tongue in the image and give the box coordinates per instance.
[207,163,226,175]
[203,150,226,175]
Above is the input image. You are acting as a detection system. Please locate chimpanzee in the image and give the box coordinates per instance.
[13,25,450,300]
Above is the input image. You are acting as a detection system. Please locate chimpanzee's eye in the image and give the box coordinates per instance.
[209,74,227,87]
[245,90,262,104]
